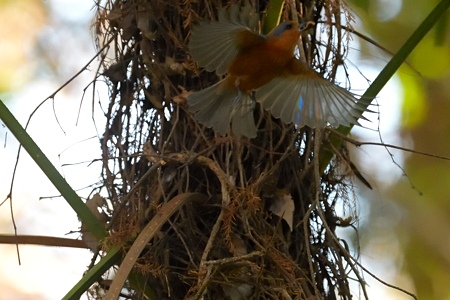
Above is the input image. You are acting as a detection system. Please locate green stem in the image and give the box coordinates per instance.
[62,248,122,300]
[0,100,106,240]
[319,0,450,173]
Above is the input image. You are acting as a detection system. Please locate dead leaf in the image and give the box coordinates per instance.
[172,86,190,104]
[81,194,109,251]
[269,192,295,231]
[165,56,186,75]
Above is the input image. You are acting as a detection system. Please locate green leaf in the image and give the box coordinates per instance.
[319,0,450,173]
[263,0,284,33]
[0,100,106,240]
[62,248,122,300]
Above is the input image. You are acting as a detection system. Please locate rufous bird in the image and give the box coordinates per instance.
[188,8,365,138]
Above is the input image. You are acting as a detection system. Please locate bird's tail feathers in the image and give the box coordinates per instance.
[188,81,256,137]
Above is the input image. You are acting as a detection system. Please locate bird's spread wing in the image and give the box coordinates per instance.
[256,69,366,128]
[188,5,263,76]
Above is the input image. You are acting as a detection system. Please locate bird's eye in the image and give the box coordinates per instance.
[285,23,293,30]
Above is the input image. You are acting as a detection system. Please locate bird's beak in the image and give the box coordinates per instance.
[299,21,315,32]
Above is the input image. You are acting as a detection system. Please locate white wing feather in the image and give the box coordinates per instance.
[256,76,364,128]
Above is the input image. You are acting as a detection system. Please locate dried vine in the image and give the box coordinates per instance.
[90,0,365,299]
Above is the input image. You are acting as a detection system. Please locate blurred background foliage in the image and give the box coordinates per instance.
[0,0,46,93]
[0,0,95,98]
[0,1,98,298]
[348,0,450,299]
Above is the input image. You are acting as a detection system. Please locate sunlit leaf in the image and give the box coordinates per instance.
[398,70,428,128]
[410,38,450,78]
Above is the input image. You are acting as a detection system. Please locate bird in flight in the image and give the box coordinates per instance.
[188,7,365,138]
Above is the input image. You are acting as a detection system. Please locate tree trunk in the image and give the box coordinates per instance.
[93,0,365,299]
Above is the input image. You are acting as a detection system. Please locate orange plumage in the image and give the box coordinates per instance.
[188,7,364,138]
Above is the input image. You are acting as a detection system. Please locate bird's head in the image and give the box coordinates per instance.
[267,20,315,54]
[267,21,300,54]
[269,20,314,37]
[269,21,301,38]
